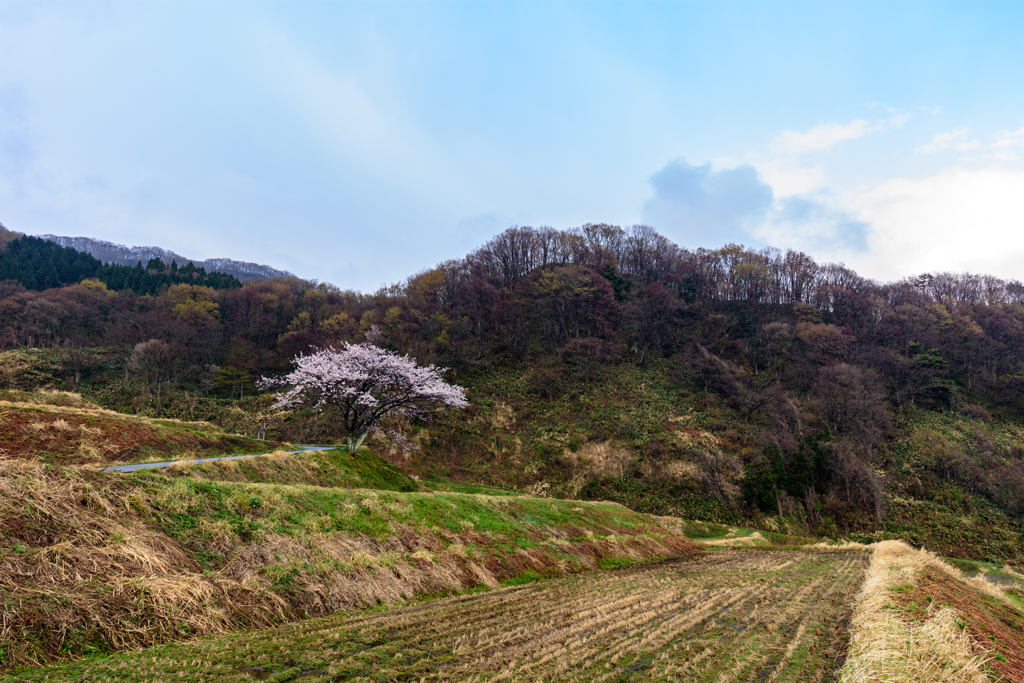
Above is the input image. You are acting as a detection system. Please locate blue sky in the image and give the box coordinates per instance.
[2,1,1024,291]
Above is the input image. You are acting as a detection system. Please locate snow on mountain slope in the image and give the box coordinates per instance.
[36,234,294,282]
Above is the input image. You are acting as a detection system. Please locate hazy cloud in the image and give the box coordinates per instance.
[993,126,1024,148]
[845,166,1024,281]
[769,119,876,154]
[264,34,449,191]
[915,125,1024,154]
[886,112,912,129]
[755,159,828,197]
[756,195,869,255]
[642,158,773,248]
[914,128,983,153]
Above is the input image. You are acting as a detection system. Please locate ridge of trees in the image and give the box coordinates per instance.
[4,222,1024,410]
[0,234,241,293]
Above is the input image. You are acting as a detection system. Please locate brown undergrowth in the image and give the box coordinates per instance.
[0,392,274,465]
[892,568,1024,681]
[0,458,696,671]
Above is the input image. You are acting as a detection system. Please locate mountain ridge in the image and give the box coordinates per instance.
[34,233,294,282]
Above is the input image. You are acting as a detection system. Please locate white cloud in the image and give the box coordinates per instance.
[769,119,876,155]
[993,126,1024,149]
[991,151,1020,162]
[844,166,1024,282]
[914,127,985,153]
[754,194,869,259]
[755,160,828,197]
[887,112,912,129]
[916,125,1024,154]
[866,103,914,130]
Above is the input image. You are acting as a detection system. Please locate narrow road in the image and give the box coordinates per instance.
[101,445,336,472]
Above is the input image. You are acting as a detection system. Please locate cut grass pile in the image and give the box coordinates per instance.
[840,540,1024,683]
[0,451,697,671]
[2,548,868,682]
[0,390,278,465]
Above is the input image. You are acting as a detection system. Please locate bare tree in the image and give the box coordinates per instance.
[810,363,891,453]
[694,450,741,509]
[128,339,181,416]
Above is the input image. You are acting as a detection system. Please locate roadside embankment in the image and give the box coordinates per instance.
[0,389,278,465]
[0,451,698,670]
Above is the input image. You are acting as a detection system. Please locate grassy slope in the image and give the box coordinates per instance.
[0,348,289,438]
[654,516,823,548]
[158,446,417,490]
[384,362,1024,562]
[0,448,697,671]
[396,362,741,513]
[0,389,282,465]
[8,345,1023,560]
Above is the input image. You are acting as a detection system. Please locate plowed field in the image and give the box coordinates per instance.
[7,548,870,682]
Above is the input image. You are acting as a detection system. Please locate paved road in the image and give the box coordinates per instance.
[101,445,337,472]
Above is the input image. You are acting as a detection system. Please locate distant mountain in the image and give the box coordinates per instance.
[35,234,294,282]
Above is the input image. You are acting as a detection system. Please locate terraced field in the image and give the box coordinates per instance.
[0,390,275,465]
[6,548,870,682]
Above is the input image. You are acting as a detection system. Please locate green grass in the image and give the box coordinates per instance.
[153,446,417,491]
[501,570,544,586]
[419,478,524,496]
[671,519,735,538]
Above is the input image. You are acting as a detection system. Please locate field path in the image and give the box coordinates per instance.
[7,548,870,682]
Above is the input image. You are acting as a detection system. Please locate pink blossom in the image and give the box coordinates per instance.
[259,343,467,451]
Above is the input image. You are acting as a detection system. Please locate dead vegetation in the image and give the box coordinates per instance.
[0,391,273,464]
[840,540,1024,683]
[4,548,869,682]
[0,458,695,670]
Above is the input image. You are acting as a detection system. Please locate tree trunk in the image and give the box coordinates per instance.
[346,429,370,453]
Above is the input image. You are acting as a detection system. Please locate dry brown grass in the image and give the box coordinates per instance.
[0,394,266,465]
[555,440,636,495]
[11,549,870,682]
[0,398,220,429]
[0,460,286,667]
[840,540,1024,683]
[0,459,695,670]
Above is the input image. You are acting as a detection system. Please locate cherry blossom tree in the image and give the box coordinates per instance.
[259,343,468,452]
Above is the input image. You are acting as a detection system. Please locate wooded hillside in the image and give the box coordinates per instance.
[2,223,1024,558]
